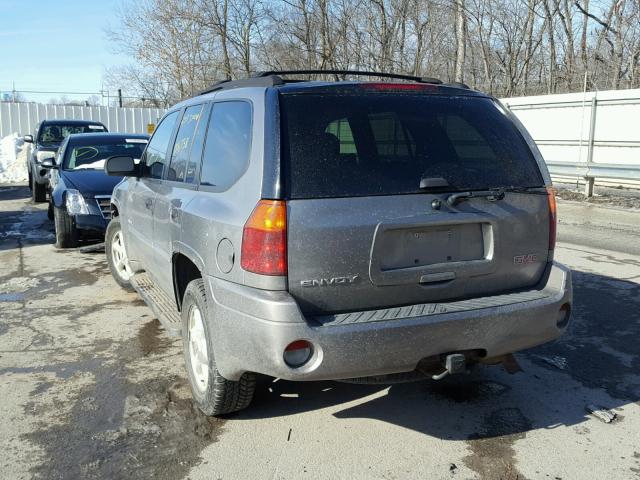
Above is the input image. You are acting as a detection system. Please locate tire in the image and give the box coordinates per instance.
[182,279,256,416]
[47,200,54,220]
[105,217,134,291]
[53,206,78,248]
[28,171,33,191]
[32,175,46,202]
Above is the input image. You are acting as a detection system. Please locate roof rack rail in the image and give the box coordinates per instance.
[253,70,443,85]
[198,74,285,96]
[443,81,471,90]
[195,70,444,97]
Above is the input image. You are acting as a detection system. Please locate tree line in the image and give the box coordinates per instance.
[106,0,640,106]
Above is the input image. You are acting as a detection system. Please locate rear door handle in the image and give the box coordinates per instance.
[144,198,153,210]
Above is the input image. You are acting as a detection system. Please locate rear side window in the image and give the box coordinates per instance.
[143,111,179,179]
[168,104,203,182]
[200,101,252,189]
[281,94,543,199]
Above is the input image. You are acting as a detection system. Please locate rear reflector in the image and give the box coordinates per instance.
[283,340,313,367]
[360,82,438,92]
[241,200,287,276]
[547,187,557,253]
[556,303,571,328]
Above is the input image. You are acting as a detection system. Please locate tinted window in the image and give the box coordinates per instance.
[200,101,252,189]
[167,105,203,182]
[143,111,179,179]
[281,94,543,199]
[37,123,107,146]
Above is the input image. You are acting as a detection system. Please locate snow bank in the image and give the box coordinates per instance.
[0,133,29,183]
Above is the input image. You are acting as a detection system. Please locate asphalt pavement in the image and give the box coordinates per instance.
[1,184,639,480]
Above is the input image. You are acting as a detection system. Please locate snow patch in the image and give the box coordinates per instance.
[0,133,29,183]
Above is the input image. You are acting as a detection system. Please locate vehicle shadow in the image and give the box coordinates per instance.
[0,184,30,201]
[0,207,55,250]
[238,269,640,441]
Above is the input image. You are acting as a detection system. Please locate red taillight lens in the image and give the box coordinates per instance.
[283,340,313,367]
[547,186,557,252]
[360,82,438,92]
[241,200,287,276]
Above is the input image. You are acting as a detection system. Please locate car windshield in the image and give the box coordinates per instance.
[38,124,107,146]
[280,93,544,199]
[63,140,147,170]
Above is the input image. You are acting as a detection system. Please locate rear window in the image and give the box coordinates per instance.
[280,94,543,199]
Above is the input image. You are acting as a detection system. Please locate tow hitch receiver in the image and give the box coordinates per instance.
[432,353,467,380]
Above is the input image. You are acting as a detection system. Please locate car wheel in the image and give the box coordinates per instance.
[105,217,134,291]
[28,171,33,191]
[53,206,78,248]
[32,176,46,202]
[182,278,256,416]
[47,200,54,220]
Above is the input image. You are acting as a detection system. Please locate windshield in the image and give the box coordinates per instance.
[63,140,147,170]
[280,93,543,199]
[38,124,107,146]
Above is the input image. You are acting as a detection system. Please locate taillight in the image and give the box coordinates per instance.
[241,200,287,276]
[547,187,557,253]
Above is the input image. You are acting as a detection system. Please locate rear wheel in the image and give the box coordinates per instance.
[182,279,256,416]
[53,207,78,248]
[47,200,54,220]
[105,217,134,291]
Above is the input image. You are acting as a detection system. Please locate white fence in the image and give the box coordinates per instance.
[0,103,165,137]
[502,88,640,192]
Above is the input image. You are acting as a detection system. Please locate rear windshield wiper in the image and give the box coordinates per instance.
[447,186,547,206]
[447,190,505,206]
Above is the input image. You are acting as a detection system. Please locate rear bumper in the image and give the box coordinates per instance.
[205,262,572,381]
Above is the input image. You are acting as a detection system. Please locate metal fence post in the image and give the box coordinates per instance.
[584,95,598,197]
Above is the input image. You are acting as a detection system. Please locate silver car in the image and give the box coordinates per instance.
[104,71,572,416]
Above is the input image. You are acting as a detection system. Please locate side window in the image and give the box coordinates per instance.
[369,112,415,160]
[167,105,203,182]
[143,111,179,179]
[185,104,210,184]
[200,101,252,189]
[325,118,357,158]
[438,115,494,160]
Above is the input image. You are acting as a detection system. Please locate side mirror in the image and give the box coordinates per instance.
[41,158,57,169]
[105,156,138,177]
[23,135,33,143]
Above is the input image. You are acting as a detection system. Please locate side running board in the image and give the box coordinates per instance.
[130,272,182,337]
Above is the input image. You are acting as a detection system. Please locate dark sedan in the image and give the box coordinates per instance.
[45,133,148,248]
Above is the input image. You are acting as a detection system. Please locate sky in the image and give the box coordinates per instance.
[0,0,128,103]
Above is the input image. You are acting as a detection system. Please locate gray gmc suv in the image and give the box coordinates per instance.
[104,71,572,416]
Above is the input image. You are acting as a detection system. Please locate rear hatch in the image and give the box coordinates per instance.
[280,85,551,314]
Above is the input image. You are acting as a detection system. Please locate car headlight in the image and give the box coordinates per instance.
[36,151,55,163]
[65,189,89,215]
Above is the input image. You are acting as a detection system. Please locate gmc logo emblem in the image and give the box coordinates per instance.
[514,254,539,265]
